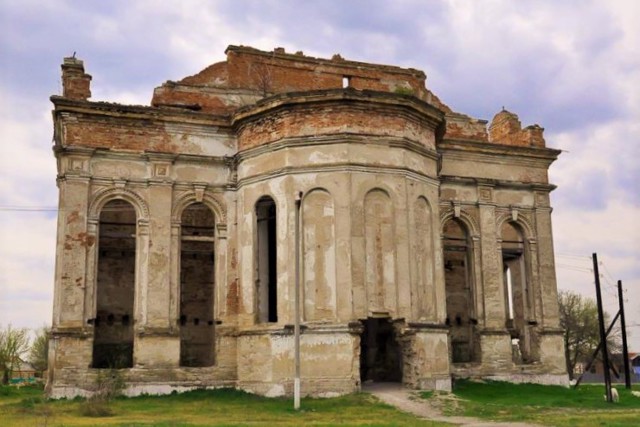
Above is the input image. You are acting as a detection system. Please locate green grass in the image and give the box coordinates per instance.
[0,384,446,426]
[5,380,640,426]
[432,379,640,426]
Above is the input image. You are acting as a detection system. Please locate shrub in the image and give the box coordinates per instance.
[79,369,124,417]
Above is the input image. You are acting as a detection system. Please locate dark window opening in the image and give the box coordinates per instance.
[501,221,535,363]
[443,218,478,363]
[180,203,215,367]
[256,197,277,323]
[360,317,402,383]
[93,199,136,369]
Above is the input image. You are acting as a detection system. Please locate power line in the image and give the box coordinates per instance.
[0,206,59,212]
[557,252,591,260]
[556,264,592,274]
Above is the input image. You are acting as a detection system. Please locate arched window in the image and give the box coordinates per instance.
[93,199,136,368]
[256,196,277,323]
[501,221,533,362]
[443,218,477,363]
[179,203,215,367]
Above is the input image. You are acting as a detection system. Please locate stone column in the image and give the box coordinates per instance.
[145,181,173,330]
[477,185,511,368]
[395,178,412,319]
[334,173,353,322]
[53,176,91,330]
[533,191,560,328]
[403,325,451,391]
[236,188,256,326]
[50,151,94,379]
[533,190,567,376]
[134,177,179,367]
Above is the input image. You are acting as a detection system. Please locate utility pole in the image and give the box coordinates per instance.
[294,191,302,410]
[573,311,620,388]
[618,280,631,389]
[593,253,612,402]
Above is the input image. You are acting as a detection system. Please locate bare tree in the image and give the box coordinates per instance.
[558,291,620,379]
[29,326,50,374]
[249,62,273,97]
[0,324,30,384]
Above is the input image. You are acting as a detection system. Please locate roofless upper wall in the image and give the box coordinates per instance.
[151,45,451,115]
[58,45,549,151]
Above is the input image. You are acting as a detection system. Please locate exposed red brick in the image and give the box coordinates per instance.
[488,110,546,147]
[61,57,92,101]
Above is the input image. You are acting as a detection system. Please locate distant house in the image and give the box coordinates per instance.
[575,352,638,384]
[630,353,640,380]
[10,360,36,383]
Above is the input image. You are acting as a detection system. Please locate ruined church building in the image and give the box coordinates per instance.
[48,46,568,398]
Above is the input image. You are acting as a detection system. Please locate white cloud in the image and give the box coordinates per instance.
[1,0,638,350]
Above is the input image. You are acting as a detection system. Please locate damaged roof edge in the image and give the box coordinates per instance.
[224,45,427,78]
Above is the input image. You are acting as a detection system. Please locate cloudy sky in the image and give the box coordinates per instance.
[1,0,638,351]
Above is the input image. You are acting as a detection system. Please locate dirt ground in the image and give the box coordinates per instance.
[363,382,541,427]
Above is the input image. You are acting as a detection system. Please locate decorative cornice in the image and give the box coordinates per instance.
[237,162,440,189]
[232,88,444,131]
[439,175,557,192]
[439,138,561,161]
[236,132,439,163]
[51,95,231,127]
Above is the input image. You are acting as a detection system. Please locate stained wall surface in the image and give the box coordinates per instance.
[47,46,567,399]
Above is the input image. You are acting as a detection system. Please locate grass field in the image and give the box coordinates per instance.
[0,384,445,426]
[2,381,639,426]
[429,379,640,426]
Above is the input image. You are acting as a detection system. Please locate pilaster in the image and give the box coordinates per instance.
[53,174,91,330]
[143,180,174,331]
[477,184,505,328]
[533,190,560,327]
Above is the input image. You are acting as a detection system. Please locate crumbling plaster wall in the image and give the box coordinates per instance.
[49,46,568,398]
[48,107,239,396]
[232,91,449,392]
[438,137,565,379]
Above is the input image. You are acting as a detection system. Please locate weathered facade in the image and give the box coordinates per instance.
[48,46,568,398]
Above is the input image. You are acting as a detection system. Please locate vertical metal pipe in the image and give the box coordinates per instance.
[618,280,631,389]
[294,192,302,410]
[593,253,612,402]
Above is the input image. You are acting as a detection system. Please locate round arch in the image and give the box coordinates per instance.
[495,211,535,241]
[172,191,227,225]
[362,186,395,205]
[439,208,480,238]
[301,187,332,203]
[88,187,149,222]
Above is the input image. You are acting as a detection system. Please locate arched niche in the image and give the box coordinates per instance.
[302,189,337,321]
[92,199,136,368]
[413,197,435,319]
[364,189,396,314]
